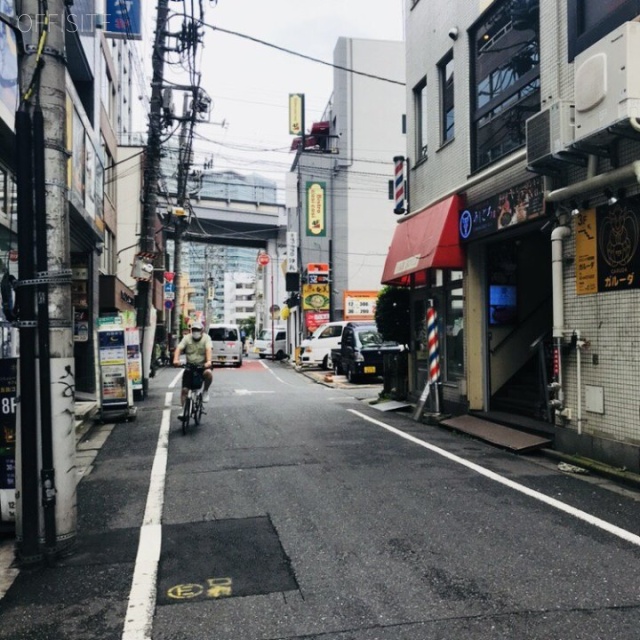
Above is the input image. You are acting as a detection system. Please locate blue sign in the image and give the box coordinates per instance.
[105,0,141,39]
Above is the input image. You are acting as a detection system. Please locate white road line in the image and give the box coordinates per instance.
[350,409,640,548]
[168,370,182,389]
[121,392,173,640]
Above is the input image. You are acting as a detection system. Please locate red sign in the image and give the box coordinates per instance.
[164,271,175,283]
[164,300,174,310]
[307,262,329,274]
[257,253,270,266]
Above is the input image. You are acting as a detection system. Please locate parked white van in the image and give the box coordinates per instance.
[208,323,243,367]
[254,326,287,360]
[300,321,368,369]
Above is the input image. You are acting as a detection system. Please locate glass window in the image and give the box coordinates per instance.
[439,52,455,144]
[471,0,540,171]
[413,77,428,161]
[568,0,640,61]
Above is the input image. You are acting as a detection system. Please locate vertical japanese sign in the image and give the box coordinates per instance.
[289,93,304,135]
[286,231,298,272]
[306,181,326,237]
[575,209,597,295]
[0,358,17,523]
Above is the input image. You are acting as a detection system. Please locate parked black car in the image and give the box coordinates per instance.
[330,323,402,383]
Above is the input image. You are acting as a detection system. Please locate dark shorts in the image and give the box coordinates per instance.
[182,367,205,390]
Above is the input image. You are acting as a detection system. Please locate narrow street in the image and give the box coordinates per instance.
[1,358,640,639]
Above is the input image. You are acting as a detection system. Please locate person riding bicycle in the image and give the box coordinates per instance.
[173,321,213,414]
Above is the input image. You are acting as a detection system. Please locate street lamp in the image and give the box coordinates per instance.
[256,251,275,359]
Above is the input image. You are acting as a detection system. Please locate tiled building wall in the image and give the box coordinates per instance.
[405,0,640,460]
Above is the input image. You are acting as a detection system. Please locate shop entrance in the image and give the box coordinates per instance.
[486,230,553,421]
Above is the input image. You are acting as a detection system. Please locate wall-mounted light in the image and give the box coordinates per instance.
[569,200,580,216]
[448,27,459,40]
[604,188,618,206]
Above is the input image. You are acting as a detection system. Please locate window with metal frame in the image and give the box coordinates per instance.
[413,77,428,162]
[439,51,455,145]
[471,0,540,171]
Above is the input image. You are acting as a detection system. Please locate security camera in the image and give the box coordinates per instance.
[448,27,459,40]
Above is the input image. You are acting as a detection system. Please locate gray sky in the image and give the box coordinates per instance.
[185,0,405,187]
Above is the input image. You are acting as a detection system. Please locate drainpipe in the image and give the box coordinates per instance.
[550,224,571,412]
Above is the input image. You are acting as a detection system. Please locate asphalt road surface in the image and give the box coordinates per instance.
[1,356,640,639]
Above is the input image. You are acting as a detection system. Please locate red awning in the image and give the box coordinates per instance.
[381,195,465,287]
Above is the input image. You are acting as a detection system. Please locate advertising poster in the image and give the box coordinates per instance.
[0,358,17,523]
[125,328,143,391]
[343,291,378,321]
[575,209,598,295]
[305,311,329,335]
[98,327,129,407]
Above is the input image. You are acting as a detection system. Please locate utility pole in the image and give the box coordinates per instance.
[137,0,170,395]
[16,1,76,563]
[171,91,196,338]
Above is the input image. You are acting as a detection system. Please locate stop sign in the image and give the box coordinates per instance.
[257,253,270,266]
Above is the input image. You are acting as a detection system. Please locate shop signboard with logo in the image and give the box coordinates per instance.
[576,197,640,295]
[459,176,545,242]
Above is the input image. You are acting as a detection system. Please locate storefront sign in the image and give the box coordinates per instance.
[343,291,378,321]
[305,311,329,334]
[289,94,304,135]
[306,181,326,237]
[302,284,330,311]
[459,176,545,242]
[576,209,598,295]
[577,198,640,294]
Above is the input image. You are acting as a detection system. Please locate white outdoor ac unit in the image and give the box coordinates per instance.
[574,21,640,143]
[525,100,575,168]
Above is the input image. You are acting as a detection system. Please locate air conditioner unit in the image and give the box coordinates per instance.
[525,100,575,168]
[574,21,640,143]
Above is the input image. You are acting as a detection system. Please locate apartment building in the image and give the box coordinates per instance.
[390,0,640,471]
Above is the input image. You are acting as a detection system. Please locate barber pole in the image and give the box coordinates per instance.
[427,307,440,383]
[393,155,405,214]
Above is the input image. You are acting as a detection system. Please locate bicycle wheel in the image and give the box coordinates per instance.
[193,393,203,426]
[182,397,191,435]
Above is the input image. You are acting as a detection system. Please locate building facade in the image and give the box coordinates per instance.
[391,0,640,471]
[287,37,405,346]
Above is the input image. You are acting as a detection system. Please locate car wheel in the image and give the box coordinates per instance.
[346,366,357,383]
[259,354,266,359]
[321,355,329,370]
[333,360,343,376]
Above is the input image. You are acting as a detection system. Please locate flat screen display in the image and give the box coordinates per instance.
[489,285,517,325]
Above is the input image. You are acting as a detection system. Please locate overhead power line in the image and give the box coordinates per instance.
[204,23,406,87]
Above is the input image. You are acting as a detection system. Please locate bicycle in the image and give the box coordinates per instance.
[179,363,206,434]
